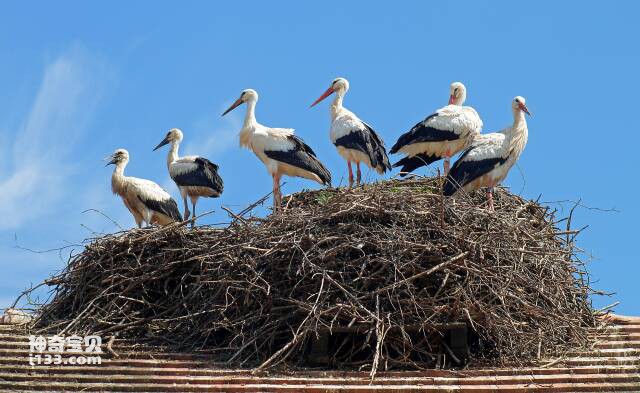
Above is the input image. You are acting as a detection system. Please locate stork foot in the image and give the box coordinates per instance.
[443,158,451,177]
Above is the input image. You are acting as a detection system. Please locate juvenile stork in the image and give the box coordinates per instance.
[106,149,182,227]
[222,89,331,211]
[390,82,482,176]
[310,77,391,187]
[443,96,531,211]
[153,128,224,227]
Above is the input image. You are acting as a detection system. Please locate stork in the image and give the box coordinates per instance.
[221,89,331,211]
[310,77,391,187]
[390,82,482,176]
[106,149,182,227]
[443,96,531,211]
[153,128,224,227]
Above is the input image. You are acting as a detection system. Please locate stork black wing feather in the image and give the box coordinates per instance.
[172,158,224,196]
[361,122,392,171]
[443,149,508,196]
[139,196,183,221]
[289,135,318,157]
[392,153,441,176]
[264,135,331,185]
[334,122,391,172]
[390,113,459,154]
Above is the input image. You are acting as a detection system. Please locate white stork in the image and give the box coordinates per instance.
[443,96,531,211]
[153,128,224,227]
[390,82,482,176]
[106,148,182,227]
[310,77,391,187]
[221,89,331,211]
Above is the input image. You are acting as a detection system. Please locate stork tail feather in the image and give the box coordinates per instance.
[393,153,441,177]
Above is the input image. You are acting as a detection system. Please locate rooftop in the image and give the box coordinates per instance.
[1,314,638,392]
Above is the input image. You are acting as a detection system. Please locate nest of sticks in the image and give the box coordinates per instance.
[31,178,598,372]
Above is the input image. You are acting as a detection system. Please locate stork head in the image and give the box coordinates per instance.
[513,96,531,116]
[106,148,129,166]
[222,89,259,116]
[310,77,350,108]
[153,128,184,151]
[449,82,467,105]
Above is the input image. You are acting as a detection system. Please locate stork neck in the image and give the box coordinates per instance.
[452,90,467,106]
[243,100,258,128]
[167,141,180,167]
[507,111,528,158]
[330,91,345,119]
[113,161,126,176]
[512,110,527,129]
[111,162,127,194]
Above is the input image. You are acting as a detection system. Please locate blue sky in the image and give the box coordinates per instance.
[0,1,638,315]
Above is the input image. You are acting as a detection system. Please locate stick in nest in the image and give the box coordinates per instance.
[26,178,598,375]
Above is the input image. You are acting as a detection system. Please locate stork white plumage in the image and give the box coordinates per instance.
[107,149,182,227]
[153,128,224,227]
[443,96,531,211]
[390,82,482,176]
[221,89,331,211]
[310,77,391,187]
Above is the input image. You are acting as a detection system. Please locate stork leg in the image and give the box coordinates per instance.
[347,161,354,188]
[272,174,282,212]
[276,175,282,209]
[443,157,451,176]
[183,196,191,222]
[487,187,495,212]
[191,197,197,228]
[356,162,362,186]
[143,211,153,228]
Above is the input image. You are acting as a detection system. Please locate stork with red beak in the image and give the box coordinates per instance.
[310,77,391,187]
[444,96,531,211]
[222,89,331,211]
[390,82,482,176]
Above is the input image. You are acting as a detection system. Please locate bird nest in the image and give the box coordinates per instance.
[30,178,598,373]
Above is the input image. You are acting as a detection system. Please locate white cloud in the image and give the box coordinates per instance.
[0,46,109,230]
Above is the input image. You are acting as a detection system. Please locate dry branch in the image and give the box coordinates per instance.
[29,178,597,374]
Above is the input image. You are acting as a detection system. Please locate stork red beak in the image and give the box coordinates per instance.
[519,102,532,117]
[222,97,244,116]
[310,87,335,108]
[448,94,455,105]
